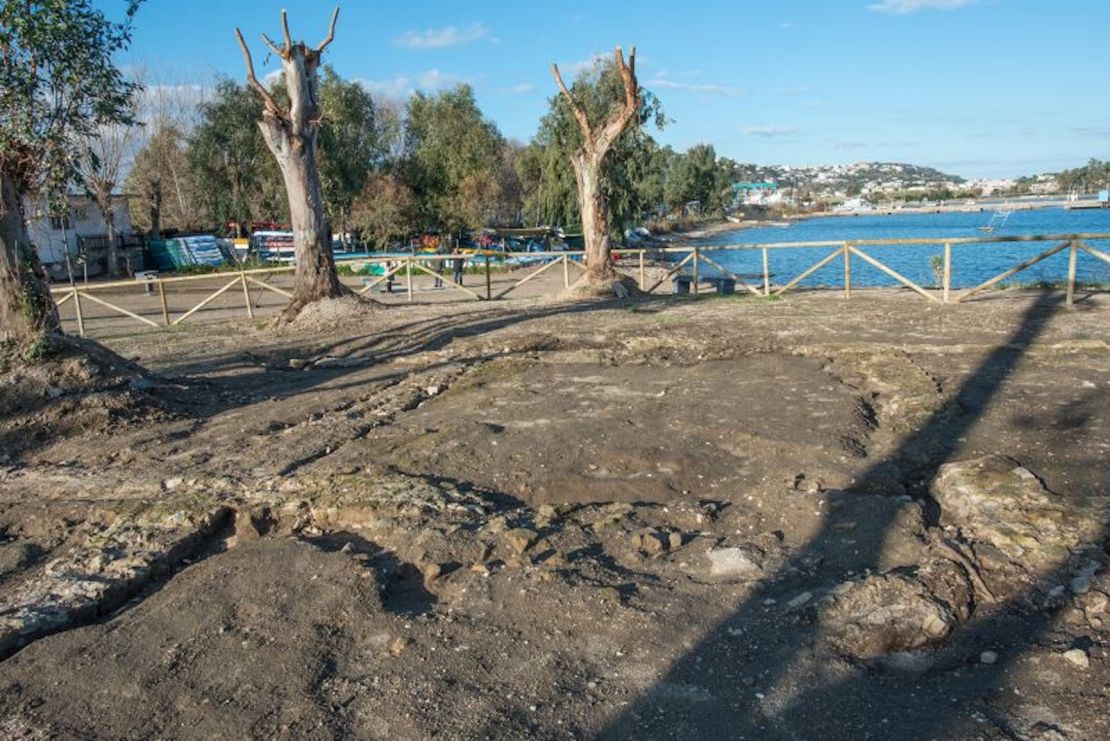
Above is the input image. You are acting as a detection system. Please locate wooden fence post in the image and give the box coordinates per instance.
[240,271,254,318]
[485,254,492,300]
[157,281,170,325]
[762,247,770,296]
[943,242,952,304]
[73,289,85,337]
[843,242,852,299]
[692,247,700,294]
[406,257,413,303]
[563,253,570,289]
[1066,238,1078,306]
[639,249,646,289]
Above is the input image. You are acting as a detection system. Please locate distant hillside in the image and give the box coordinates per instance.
[731,161,964,192]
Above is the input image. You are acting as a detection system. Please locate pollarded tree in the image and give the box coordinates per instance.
[235,8,350,322]
[0,0,140,351]
[551,46,640,295]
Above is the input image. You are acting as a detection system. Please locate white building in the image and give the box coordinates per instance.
[23,192,135,279]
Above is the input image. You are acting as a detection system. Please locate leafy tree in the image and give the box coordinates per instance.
[316,66,381,236]
[127,121,200,235]
[187,80,286,234]
[0,0,140,349]
[664,143,718,212]
[403,84,515,234]
[350,172,415,249]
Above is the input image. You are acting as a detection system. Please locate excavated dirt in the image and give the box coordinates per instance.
[0,289,1107,739]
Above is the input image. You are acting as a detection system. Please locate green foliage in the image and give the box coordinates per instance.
[1055,159,1110,194]
[518,58,665,232]
[187,80,287,232]
[350,172,416,249]
[126,122,198,233]
[664,143,721,212]
[316,67,383,231]
[0,0,141,197]
[402,84,516,232]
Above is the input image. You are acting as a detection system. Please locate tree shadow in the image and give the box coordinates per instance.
[151,296,663,422]
[601,291,1103,739]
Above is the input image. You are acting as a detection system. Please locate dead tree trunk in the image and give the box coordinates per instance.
[236,8,349,322]
[0,170,60,348]
[552,47,639,295]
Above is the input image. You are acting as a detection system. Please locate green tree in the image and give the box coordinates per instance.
[350,172,415,249]
[316,66,381,237]
[0,0,140,349]
[403,84,515,234]
[127,121,200,236]
[187,80,287,234]
[664,143,718,212]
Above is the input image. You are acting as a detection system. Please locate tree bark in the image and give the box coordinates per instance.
[0,171,61,347]
[104,197,119,277]
[148,183,162,239]
[572,152,618,283]
[237,9,348,323]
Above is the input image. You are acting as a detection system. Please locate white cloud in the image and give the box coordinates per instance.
[357,69,466,98]
[743,125,800,138]
[647,78,744,97]
[563,53,609,75]
[263,69,283,88]
[393,22,495,50]
[868,0,980,14]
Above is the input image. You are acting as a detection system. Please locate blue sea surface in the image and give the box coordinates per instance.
[687,208,1110,289]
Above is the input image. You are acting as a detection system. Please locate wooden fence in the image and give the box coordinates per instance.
[49,233,1110,337]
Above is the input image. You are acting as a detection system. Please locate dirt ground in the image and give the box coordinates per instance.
[0,288,1107,739]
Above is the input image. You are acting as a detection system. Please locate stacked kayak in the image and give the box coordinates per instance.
[148,236,231,270]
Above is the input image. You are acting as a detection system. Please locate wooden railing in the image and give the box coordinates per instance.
[48,233,1110,336]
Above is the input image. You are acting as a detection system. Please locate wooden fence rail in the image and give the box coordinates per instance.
[48,232,1110,336]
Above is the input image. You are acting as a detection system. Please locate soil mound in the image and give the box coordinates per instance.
[286,295,380,332]
[0,335,168,461]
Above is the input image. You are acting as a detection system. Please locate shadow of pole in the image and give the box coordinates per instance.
[601,291,1085,739]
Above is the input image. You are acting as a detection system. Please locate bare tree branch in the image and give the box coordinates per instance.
[280,9,293,51]
[235,28,283,118]
[316,7,339,53]
[550,63,592,145]
[261,33,284,59]
[597,45,640,154]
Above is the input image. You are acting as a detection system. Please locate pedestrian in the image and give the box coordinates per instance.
[385,261,395,294]
[434,243,445,288]
[452,245,465,286]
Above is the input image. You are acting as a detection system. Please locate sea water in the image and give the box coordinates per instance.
[690,208,1110,290]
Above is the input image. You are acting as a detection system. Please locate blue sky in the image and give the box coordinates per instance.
[105,0,1109,179]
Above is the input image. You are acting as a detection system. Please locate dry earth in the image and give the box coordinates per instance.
[0,288,1108,739]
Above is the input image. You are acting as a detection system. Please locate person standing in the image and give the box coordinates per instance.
[452,244,465,286]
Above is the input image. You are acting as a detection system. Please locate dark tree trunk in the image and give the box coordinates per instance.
[149,183,162,239]
[0,171,61,347]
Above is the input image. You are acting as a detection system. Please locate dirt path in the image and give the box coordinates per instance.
[0,289,1107,739]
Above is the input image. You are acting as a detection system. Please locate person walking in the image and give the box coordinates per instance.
[452,245,465,286]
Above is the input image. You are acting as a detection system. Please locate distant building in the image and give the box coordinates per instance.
[732,181,781,207]
[23,192,137,279]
